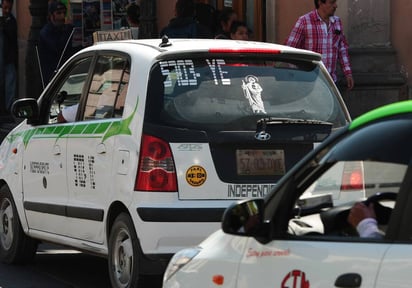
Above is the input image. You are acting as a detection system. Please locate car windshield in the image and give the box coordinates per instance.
[147,57,348,130]
[286,118,412,238]
[291,160,406,237]
[301,160,406,207]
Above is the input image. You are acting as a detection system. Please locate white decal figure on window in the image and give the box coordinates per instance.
[242,75,266,114]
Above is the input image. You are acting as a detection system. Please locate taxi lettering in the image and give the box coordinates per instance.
[93,30,132,42]
[246,248,290,258]
[30,161,50,174]
[177,144,202,152]
[206,59,231,85]
[73,154,96,189]
[227,184,275,198]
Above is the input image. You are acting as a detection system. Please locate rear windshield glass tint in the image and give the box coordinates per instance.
[146,57,348,130]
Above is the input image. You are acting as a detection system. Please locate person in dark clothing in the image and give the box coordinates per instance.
[195,3,218,36]
[38,1,76,87]
[215,7,237,39]
[160,0,212,39]
[126,2,140,27]
[126,2,140,39]
[2,0,18,111]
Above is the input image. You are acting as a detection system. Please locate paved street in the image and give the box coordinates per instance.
[0,244,162,288]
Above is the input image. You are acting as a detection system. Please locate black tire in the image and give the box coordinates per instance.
[0,185,38,264]
[108,213,140,288]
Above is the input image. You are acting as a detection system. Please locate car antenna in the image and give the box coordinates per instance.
[35,45,45,90]
[55,27,76,73]
[159,35,171,47]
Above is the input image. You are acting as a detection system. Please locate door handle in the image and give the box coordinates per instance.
[96,143,106,154]
[334,273,362,287]
[53,145,61,155]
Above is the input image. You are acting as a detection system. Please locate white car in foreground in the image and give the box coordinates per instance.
[0,37,349,287]
[164,101,412,288]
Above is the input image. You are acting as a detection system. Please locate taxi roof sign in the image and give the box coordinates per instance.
[93,29,132,43]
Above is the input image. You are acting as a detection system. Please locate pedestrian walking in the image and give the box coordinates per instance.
[285,0,354,90]
[38,1,76,87]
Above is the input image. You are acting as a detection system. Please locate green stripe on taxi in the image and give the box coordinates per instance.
[349,100,412,131]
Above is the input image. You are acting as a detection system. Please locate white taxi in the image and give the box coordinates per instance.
[163,101,412,288]
[0,37,350,287]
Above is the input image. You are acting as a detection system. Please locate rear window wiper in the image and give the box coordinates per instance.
[256,117,333,142]
[257,117,332,126]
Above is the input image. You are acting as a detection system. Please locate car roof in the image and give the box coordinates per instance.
[349,100,412,130]
[81,38,322,61]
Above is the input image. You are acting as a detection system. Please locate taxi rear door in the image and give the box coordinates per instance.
[65,53,131,243]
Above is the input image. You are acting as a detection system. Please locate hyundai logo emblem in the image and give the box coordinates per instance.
[255,131,271,141]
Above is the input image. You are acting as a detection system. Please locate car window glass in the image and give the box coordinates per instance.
[147,57,348,130]
[83,55,130,120]
[289,160,407,239]
[47,57,92,124]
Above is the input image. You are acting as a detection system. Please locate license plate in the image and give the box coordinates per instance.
[236,149,285,176]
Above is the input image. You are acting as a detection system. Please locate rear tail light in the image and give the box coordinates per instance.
[340,161,365,191]
[135,134,177,192]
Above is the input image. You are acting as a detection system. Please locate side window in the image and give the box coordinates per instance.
[289,160,406,240]
[83,55,130,120]
[48,57,92,124]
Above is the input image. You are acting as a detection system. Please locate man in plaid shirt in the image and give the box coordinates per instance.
[285,0,354,90]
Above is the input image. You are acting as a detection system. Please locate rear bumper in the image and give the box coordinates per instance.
[130,195,235,261]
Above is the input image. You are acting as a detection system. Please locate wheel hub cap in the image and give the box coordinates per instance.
[0,199,13,250]
[113,230,134,287]
[2,213,8,234]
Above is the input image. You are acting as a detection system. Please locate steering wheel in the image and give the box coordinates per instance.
[320,192,397,236]
[363,192,397,225]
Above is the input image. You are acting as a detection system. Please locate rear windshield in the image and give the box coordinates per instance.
[146,57,348,130]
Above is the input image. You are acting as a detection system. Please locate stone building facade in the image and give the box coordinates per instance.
[11,0,412,117]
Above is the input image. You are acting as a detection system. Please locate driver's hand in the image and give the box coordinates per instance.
[348,202,376,228]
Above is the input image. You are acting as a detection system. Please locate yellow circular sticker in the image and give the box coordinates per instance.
[186,165,207,187]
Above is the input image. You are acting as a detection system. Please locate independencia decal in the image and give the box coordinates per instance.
[227,184,275,198]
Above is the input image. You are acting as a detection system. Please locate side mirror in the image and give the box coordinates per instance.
[11,98,40,124]
[222,199,268,239]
